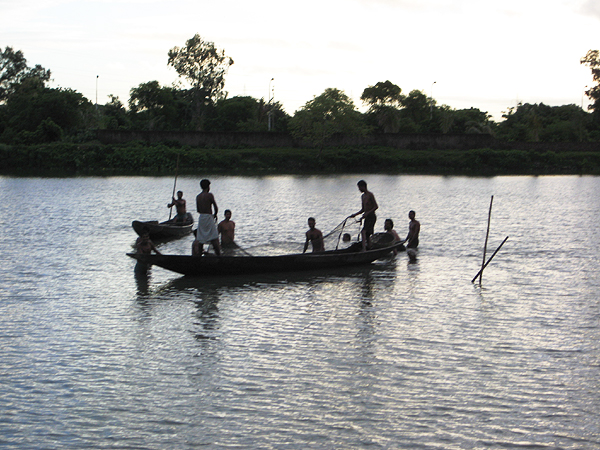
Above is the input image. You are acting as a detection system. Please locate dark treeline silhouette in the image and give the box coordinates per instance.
[1,42,600,147]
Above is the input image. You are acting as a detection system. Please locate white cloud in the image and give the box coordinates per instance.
[579,0,600,19]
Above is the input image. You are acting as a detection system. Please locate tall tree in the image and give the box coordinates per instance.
[167,35,234,130]
[290,88,367,150]
[361,81,404,133]
[128,81,188,130]
[0,46,51,104]
[581,50,600,117]
[396,89,431,132]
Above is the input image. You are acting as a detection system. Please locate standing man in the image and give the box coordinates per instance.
[405,210,420,249]
[350,180,378,251]
[303,217,325,253]
[217,209,236,248]
[167,190,187,224]
[193,179,221,256]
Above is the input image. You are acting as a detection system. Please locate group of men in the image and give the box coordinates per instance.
[303,179,420,254]
[139,178,420,257]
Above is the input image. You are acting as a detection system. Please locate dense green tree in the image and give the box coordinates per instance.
[167,34,234,130]
[395,89,432,132]
[101,95,131,130]
[496,103,590,142]
[289,88,368,149]
[581,50,600,117]
[0,46,51,103]
[361,81,404,133]
[361,80,404,109]
[204,96,289,132]
[0,77,91,143]
[440,107,493,134]
[128,81,189,130]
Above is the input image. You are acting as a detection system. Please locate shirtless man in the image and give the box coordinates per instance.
[217,209,236,248]
[405,210,420,249]
[384,218,401,255]
[193,179,221,256]
[167,190,187,224]
[303,217,325,253]
[349,180,378,251]
[136,229,162,255]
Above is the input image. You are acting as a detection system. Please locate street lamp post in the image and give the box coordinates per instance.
[430,81,436,120]
[96,75,99,108]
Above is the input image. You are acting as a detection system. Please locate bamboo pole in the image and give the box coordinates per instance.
[168,154,181,221]
[478,196,494,284]
[472,236,509,283]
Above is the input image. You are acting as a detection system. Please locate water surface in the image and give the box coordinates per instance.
[0,175,598,449]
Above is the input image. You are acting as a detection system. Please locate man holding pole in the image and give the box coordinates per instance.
[167,190,188,224]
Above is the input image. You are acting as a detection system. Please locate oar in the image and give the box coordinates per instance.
[168,154,181,221]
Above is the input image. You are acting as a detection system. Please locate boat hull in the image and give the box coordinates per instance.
[132,214,194,240]
[127,243,403,277]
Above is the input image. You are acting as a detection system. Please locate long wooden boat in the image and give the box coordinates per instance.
[127,241,404,277]
[132,213,194,240]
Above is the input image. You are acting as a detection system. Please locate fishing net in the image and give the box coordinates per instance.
[322,217,363,250]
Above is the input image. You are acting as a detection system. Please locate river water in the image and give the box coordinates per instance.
[0,174,598,449]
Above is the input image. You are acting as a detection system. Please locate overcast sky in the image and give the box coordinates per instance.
[2,0,599,120]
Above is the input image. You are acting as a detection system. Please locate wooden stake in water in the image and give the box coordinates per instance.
[472,236,509,283]
[477,195,494,284]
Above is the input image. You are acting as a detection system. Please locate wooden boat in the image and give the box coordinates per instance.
[132,213,194,240]
[127,241,405,277]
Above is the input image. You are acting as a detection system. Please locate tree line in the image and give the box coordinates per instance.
[1,37,599,147]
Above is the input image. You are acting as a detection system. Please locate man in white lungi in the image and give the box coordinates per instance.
[192,179,221,256]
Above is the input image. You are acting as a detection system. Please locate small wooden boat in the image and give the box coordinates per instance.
[132,213,194,240]
[127,241,405,277]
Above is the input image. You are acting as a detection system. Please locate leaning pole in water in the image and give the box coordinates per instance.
[472,236,509,283]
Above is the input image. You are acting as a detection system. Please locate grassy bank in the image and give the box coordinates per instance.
[1,142,599,176]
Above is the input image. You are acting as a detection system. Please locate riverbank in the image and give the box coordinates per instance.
[1,142,599,176]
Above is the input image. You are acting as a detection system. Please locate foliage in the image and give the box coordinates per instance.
[361,80,404,109]
[0,77,92,143]
[204,96,290,132]
[440,108,493,135]
[361,81,404,133]
[581,50,600,118]
[128,81,190,130]
[101,95,131,130]
[1,142,599,176]
[289,88,368,149]
[400,90,431,129]
[496,103,590,142]
[168,34,234,130]
[207,96,262,132]
[0,46,51,103]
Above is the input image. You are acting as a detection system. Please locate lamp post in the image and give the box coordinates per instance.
[430,81,436,120]
[268,78,274,131]
[95,75,99,108]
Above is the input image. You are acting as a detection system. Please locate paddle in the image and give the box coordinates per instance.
[168,154,181,221]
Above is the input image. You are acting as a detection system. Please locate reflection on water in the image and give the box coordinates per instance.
[0,175,599,449]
